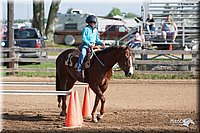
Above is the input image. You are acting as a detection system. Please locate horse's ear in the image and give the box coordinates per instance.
[124,45,130,50]
[121,45,127,49]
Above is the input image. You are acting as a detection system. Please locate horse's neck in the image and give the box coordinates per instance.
[98,48,121,69]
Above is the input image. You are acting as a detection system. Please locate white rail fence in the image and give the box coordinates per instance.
[1,47,198,75]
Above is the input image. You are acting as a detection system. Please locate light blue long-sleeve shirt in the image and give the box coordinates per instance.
[82,25,103,48]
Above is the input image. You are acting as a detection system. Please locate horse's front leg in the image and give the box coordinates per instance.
[91,96,100,123]
[60,96,67,116]
[97,98,105,121]
[97,81,109,121]
[89,84,106,123]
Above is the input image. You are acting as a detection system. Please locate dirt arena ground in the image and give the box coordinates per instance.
[1,77,199,132]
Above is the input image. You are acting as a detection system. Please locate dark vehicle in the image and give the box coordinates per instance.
[100,25,129,40]
[1,27,47,58]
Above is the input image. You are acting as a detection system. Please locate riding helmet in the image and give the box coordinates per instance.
[86,15,97,23]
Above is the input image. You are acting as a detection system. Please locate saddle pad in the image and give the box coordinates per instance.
[65,49,79,67]
[65,49,91,69]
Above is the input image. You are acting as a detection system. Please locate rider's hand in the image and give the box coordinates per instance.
[94,45,100,49]
[101,42,105,48]
[90,44,95,49]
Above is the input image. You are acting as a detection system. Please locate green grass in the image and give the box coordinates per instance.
[46,42,77,48]
[18,63,55,69]
[18,63,56,77]
[1,63,56,77]
[113,72,196,79]
[16,72,56,77]
[1,62,197,79]
[46,42,77,56]
[131,73,196,79]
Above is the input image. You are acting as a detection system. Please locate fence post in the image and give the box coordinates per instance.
[132,50,136,72]
[181,23,185,60]
[141,49,148,70]
[7,0,15,75]
[191,52,196,75]
[14,46,19,74]
[116,40,119,45]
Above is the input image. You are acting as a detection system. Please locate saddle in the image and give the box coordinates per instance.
[65,49,91,69]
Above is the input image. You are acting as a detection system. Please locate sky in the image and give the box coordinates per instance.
[0,0,145,20]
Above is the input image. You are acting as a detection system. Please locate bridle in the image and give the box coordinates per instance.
[117,49,132,71]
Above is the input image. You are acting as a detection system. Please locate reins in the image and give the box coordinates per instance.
[90,49,106,68]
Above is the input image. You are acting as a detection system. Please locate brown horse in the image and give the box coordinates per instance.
[56,45,133,122]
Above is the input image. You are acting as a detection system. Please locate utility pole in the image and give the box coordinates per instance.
[7,0,14,75]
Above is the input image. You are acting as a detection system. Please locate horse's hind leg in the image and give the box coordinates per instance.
[57,72,68,116]
[56,73,62,108]
[60,76,76,116]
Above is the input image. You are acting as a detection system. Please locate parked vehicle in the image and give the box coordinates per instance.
[54,10,135,46]
[100,25,129,40]
[1,27,47,58]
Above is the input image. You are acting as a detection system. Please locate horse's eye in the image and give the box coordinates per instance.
[125,53,129,57]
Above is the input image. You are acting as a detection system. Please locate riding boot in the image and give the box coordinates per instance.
[76,69,82,78]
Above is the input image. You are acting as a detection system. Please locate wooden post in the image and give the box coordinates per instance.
[191,53,197,75]
[14,46,19,73]
[181,23,185,60]
[141,49,148,70]
[7,0,15,75]
[116,40,119,45]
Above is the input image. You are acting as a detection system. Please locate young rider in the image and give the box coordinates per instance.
[76,15,105,77]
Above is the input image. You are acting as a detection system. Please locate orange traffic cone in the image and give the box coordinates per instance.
[74,91,83,125]
[82,86,97,118]
[82,87,91,118]
[169,43,172,50]
[65,91,83,128]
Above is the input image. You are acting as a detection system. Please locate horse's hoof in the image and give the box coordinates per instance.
[92,118,98,123]
[60,112,66,116]
[97,114,103,121]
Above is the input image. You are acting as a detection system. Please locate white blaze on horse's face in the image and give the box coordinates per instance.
[121,48,134,77]
[118,47,134,77]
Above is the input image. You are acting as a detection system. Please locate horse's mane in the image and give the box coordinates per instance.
[95,45,127,55]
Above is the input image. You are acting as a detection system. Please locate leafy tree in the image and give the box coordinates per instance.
[125,12,138,18]
[67,8,73,14]
[107,7,138,18]
[107,7,123,17]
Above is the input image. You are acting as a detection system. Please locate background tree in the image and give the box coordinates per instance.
[107,7,123,17]
[32,0,61,44]
[66,7,73,14]
[45,0,61,43]
[107,7,138,18]
[32,0,44,35]
[125,12,138,18]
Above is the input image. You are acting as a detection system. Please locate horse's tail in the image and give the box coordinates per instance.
[56,70,61,108]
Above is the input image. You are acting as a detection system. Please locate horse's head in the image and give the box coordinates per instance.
[117,46,134,77]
